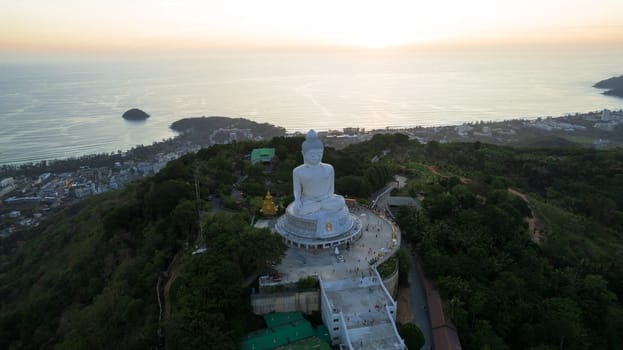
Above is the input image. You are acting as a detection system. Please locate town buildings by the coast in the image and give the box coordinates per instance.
[321,108,623,149]
[0,152,178,237]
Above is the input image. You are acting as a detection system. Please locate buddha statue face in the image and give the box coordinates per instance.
[303,148,323,166]
[301,129,324,166]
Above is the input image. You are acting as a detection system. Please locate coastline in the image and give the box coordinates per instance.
[2,109,623,173]
[2,50,622,165]
[594,75,623,98]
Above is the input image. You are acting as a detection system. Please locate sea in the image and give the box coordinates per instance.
[1,48,622,165]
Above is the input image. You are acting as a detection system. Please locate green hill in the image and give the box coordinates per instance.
[0,143,289,349]
[1,134,622,349]
[170,116,286,140]
[594,75,623,89]
[391,140,623,349]
[594,75,623,98]
[603,88,623,98]
[512,135,581,148]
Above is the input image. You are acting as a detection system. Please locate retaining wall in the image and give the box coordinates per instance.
[251,290,320,315]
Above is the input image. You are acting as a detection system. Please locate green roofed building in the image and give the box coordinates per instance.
[251,148,276,164]
[241,312,330,350]
[275,337,331,350]
[314,325,331,344]
[264,312,304,328]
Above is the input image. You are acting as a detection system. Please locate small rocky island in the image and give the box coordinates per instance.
[122,108,150,120]
[594,75,623,98]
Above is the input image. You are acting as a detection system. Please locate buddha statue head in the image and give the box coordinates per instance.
[301,129,323,166]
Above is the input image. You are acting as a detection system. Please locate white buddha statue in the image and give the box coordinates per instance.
[292,130,346,216]
[276,129,356,242]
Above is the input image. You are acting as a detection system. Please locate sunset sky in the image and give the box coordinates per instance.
[1,0,622,53]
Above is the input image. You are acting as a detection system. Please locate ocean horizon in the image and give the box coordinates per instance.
[1,48,622,165]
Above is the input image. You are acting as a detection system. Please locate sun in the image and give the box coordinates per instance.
[337,33,412,49]
[323,20,420,49]
[299,2,431,49]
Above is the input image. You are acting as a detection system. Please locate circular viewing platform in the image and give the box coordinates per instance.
[275,204,363,249]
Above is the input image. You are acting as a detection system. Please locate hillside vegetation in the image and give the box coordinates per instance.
[1,133,622,349]
[389,139,623,349]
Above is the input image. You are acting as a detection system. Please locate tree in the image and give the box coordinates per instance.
[144,180,193,219]
[540,297,585,349]
[451,184,476,209]
[167,212,287,348]
[335,175,370,197]
[424,192,457,220]
[396,248,411,286]
[399,323,425,350]
[171,200,199,239]
[396,206,427,243]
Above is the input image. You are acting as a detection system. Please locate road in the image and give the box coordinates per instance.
[408,252,433,349]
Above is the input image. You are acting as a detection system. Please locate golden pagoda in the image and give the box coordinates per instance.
[260,192,278,216]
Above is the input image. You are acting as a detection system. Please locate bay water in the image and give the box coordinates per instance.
[1,48,621,165]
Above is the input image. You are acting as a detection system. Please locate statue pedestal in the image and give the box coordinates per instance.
[275,203,362,249]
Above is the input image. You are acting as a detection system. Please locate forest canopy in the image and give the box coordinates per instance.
[1,133,622,349]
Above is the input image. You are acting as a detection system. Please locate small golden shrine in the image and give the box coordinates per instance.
[260,192,278,216]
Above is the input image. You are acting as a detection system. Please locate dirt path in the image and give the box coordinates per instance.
[508,188,542,244]
[163,250,184,320]
[428,165,471,184]
[508,188,528,202]
[427,165,442,177]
